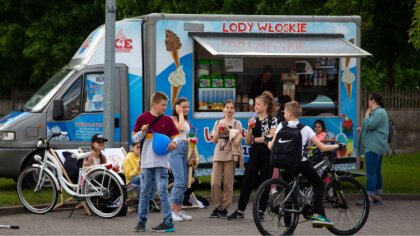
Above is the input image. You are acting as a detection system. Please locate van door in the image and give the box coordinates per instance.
[47,65,129,150]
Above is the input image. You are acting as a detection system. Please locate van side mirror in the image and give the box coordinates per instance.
[53,100,65,120]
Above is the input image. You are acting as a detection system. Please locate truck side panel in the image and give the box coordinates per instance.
[151,18,359,175]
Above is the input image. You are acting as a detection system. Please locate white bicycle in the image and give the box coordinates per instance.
[16,132,127,218]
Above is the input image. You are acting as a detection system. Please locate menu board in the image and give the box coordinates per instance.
[224,58,243,72]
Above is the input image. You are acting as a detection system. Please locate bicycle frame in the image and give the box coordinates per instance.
[280,156,340,215]
[254,149,369,235]
[34,147,125,198]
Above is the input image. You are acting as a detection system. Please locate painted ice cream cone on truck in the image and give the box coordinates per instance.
[342,57,355,100]
[165,29,186,107]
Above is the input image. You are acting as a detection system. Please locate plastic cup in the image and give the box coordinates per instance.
[249,118,256,129]
[219,126,225,133]
[190,137,198,144]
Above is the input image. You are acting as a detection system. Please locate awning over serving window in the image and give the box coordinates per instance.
[191,33,371,58]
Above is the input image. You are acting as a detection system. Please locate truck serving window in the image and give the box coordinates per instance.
[193,40,340,117]
[23,69,74,112]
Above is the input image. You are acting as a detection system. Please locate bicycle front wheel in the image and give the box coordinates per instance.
[323,176,370,235]
[16,166,58,214]
[253,178,299,235]
[84,170,126,218]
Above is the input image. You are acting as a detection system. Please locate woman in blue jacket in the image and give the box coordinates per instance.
[358,93,389,205]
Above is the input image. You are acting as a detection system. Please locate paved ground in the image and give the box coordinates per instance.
[1,199,420,235]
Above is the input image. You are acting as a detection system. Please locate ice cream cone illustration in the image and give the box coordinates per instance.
[344,81,353,99]
[171,50,180,68]
[165,29,185,107]
[342,57,355,100]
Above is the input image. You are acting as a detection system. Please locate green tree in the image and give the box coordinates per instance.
[0,0,104,91]
[315,0,418,89]
[409,0,420,49]
[1,0,418,93]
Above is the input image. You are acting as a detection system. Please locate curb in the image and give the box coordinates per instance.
[0,203,76,217]
[2,194,420,216]
[0,206,26,216]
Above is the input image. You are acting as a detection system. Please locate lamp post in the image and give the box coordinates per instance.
[103,0,116,147]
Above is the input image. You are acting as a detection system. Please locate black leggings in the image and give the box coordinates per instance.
[237,143,273,211]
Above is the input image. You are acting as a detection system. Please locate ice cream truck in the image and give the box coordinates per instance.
[0,13,371,179]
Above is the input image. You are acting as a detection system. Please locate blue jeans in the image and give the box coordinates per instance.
[169,140,189,205]
[128,175,156,200]
[365,151,383,196]
[138,167,172,224]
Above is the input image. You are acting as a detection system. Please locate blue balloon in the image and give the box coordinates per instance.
[152,132,171,156]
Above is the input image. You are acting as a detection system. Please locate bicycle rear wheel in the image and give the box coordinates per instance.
[84,170,126,218]
[322,176,370,235]
[253,178,299,235]
[16,166,58,214]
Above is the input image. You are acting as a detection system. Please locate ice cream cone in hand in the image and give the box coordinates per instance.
[165,29,185,107]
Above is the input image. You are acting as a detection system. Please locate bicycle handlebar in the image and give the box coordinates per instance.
[36,131,68,148]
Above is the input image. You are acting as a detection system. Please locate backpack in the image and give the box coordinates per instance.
[388,119,395,144]
[270,121,304,172]
[63,151,83,184]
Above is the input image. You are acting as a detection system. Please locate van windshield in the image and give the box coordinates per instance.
[23,69,75,112]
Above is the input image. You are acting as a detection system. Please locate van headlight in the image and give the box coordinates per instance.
[0,131,15,141]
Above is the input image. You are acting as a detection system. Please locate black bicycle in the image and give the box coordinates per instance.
[253,149,370,235]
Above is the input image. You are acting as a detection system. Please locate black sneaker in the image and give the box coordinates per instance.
[209,208,221,218]
[133,222,146,232]
[227,209,244,220]
[151,222,176,232]
[219,208,229,219]
[183,197,192,206]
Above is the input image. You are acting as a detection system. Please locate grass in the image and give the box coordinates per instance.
[0,177,20,206]
[356,152,420,193]
[1,152,419,207]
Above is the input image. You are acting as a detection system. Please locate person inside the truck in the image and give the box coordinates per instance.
[249,65,276,100]
[276,95,292,122]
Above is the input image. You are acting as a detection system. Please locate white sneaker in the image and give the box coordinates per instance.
[179,211,192,221]
[172,212,183,222]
